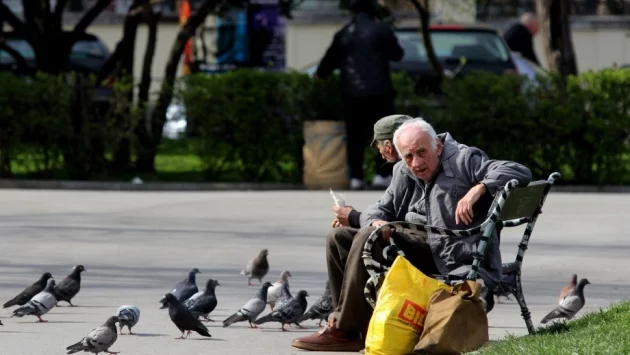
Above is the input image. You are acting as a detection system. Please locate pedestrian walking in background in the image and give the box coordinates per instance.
[314,0,404,190]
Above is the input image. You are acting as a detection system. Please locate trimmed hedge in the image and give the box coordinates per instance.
[1,67,629,184]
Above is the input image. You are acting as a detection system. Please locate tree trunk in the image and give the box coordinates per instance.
[536,0,578,77]
[409,0,443,81]
[135,0,218,173]
[133,5,160,174]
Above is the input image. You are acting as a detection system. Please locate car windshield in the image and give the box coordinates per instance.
[396,30,511,63]
[0,39,106,61]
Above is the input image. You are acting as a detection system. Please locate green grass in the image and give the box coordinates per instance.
[476,301,630,355]
[8,138,206,182]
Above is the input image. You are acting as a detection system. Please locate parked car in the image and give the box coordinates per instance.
[303,24,520,94]
[0,32,113,103]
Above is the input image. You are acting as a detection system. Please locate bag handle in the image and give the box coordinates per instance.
[453,280,483,301]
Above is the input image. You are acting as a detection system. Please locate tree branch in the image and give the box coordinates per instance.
[73,0,111,34]
[54,0,70,26]
[408,0,443,80]
[0,3,27,34]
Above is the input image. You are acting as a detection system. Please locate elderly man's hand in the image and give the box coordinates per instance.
[332,219,342,228]
[333,206,355,227]
[455,183,487,225]
[371,220,388,228]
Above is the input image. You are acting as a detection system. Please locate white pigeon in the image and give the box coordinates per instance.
[66,316,120,354]
[11,278,57,323]
[267,270,292,310]
[117,305,141,335]
[541,278,591,324]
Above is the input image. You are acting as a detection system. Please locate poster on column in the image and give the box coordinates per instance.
[215,9,250,69]
[247,0,286,70]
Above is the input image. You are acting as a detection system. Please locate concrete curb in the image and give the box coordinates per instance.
[0,179,304,191]
[0,179,629,193]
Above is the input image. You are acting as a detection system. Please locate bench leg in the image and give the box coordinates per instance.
[513,272,536,335]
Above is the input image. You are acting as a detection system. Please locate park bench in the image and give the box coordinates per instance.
[362,172,561,335]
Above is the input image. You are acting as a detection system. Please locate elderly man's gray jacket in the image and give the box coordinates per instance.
[360,132,532,283]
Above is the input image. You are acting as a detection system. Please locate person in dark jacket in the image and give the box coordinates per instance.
[314,0,404,190]
[502,12,540,65]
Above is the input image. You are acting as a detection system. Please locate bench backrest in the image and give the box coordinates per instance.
[490,180,551,221]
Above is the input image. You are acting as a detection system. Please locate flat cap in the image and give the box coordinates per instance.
[371,114,413,145]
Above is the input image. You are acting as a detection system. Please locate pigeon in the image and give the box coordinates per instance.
[540,278,591,324]
[254,290,309,331]
[299,281,333,327]
[54,265,86,307]
[11,278,57,323]
[3,272,53,308]
[117,305,141,335]
[183,279,220,322]
[267,270,292,310]
[163,293,212,339]
[223,281,272,328]
[274,281,293,311]
[240,249,269,286]
[159,268,201,309]
[559,274,578,305]
[66,316,120,354]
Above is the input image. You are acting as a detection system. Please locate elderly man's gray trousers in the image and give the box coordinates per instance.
[326,226,439,336]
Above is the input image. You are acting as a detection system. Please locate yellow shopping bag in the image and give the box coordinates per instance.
[365,256,453,355]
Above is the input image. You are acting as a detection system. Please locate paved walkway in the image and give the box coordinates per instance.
[0,189,628,354]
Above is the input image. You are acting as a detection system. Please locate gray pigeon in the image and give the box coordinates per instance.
[541,278,591,324]
[3,272,53,308]
[267,270,292,310]
[183,279,220,322]
[240,249,269,286]
[299,281,333,326]
[159,268,201,309]
[66,316,119,354]
[254,290,309,331]
[163,293,211,339]
[117,305,140,335]
[223,282,272,328]
[12,278,57,323]
[274,282,293,311]
[54,265,86,307]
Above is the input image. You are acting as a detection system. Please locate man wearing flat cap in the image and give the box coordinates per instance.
[333,114,412,228]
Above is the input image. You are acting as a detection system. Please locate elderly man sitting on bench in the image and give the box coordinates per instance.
[292,117,532,352]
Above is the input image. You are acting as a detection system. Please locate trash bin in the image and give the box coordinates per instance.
[302,120,348,190]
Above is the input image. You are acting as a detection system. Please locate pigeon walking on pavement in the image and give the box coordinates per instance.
[54,265,86,307]
[299,281,333,327]
[223,282,272,329]
[183,279,220,322]
[267,270,291,310]
[116,305,141,335]
[159,268,201,309]
[11,278,57,323]
[274,282,293,311]
[541,278,591,324]
[163,293,212,339]
[3,272,53,308]
[254,290,309,331]
[66,316,120,354]
[240,249,269,286]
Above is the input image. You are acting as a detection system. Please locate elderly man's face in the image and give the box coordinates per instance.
[376,140,398,163]
[397,128,442,182]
